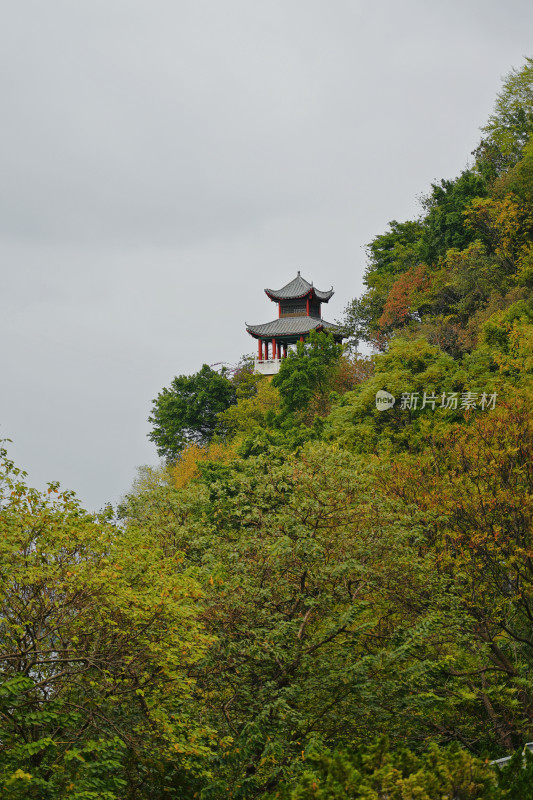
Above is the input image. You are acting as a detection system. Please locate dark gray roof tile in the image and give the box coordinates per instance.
[246,316,340,338]
[265,271,334,302]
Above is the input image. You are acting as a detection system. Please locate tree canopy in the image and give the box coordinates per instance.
[148,363,236,461]
[6,56,533,799]
[0,442,213,798]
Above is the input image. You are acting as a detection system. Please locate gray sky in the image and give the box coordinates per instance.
[1,0,532,509]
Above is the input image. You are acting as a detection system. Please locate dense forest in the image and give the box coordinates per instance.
[3,59,533,799]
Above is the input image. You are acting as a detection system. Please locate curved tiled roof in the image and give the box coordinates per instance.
[246,316,340,338]
[265,271,334,302]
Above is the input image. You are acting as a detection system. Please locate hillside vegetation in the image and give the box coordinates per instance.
[3,59,533,799]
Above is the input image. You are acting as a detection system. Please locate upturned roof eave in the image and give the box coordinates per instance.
[264,272,334,303]
[245,316,341,339]
[264,287,313,302]
[265,287,334,303]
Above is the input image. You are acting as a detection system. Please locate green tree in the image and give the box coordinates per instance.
[325,337,460,454]
[0,445,213,799]
[274,740,499,800]
[418,169,488,264]
[186,444,427,796]
[342,220,424,347]
[272,330,343,421]
[122,442,432,795]
[216,377,280,440]
[148,363,236,461]
[479,57,533,172]
[380,392,533,751]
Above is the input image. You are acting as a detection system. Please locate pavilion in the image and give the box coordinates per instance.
[246,272,343,375]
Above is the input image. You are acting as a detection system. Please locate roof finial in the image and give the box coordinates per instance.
[297,270,300,276]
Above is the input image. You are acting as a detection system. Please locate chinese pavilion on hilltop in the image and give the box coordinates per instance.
[246,271,343,374]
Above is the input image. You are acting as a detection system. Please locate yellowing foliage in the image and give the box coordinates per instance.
[171,379,280,489]
[171,439,238,489]
[465,194,533,281]
[216,378,280,438]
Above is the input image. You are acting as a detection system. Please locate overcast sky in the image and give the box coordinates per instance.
[1,0,532,510]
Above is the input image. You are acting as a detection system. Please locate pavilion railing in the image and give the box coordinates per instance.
[254,357,281,375]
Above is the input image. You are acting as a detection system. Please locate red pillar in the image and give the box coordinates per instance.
[258,339,263,361]
[264,341,269,360]
[306,298,310,315]
[272,338,277,359]
[300,336,304,343]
